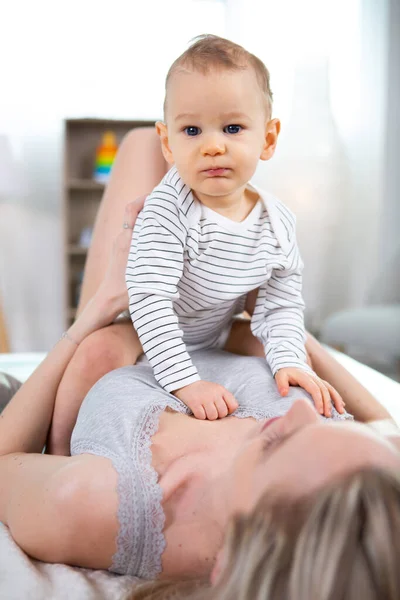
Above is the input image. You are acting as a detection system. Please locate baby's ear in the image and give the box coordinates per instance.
[155,121,174,164]
[260,118,281,161]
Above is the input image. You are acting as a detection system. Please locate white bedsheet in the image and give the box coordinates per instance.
[0,524,138,600]
[0,352,46,383]
[0,350,399,599]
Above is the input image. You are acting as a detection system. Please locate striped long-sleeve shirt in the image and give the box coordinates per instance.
[126,167,312,393]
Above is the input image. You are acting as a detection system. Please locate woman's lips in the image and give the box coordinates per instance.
[203,168,229,176]
[261,417,282,432]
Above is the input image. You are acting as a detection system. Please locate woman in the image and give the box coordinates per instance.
[47,127,391,456]
[1,129,399,589]
[131,468,400,599]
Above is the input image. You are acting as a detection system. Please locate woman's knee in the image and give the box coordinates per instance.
[123,126,158,147]
[72,323,134,378]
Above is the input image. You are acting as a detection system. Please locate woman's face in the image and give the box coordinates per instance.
[229,399,400,515]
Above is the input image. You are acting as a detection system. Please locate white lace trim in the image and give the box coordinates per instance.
[133,397,192,578]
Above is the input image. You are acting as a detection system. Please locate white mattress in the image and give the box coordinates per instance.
[327,348,400,423]
[0,352,46,383]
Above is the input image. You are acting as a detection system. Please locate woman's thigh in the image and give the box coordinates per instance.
[78,127,167,312]
[224,319,264,357]
[1,452,119,569]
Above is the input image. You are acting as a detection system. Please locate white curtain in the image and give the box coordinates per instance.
[0,0,226,351]
[225,0,393,331]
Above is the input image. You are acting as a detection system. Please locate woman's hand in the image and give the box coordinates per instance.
[69,197,146,343]
[275,367,345,418]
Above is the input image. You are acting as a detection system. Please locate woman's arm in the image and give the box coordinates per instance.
[305,333,392,422]
[0,202,140,457]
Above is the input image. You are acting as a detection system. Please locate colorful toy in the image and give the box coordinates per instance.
[93,131,118,183]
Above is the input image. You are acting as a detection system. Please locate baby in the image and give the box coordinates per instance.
[126,34,344,420]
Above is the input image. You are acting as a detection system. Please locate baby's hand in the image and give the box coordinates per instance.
[173,381,238,420]
[275,367,345,418]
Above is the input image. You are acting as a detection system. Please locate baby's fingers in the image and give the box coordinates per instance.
[324,381,346,414]
[203,401,219,421]
[192,404,206,420]
[275,371,289,397]
[223,390,239,414]
[296,374,324,415]
[215,397,229,419]
[319,382,332,418]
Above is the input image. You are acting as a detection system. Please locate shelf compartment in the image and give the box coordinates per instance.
[68,245,88,256]
[68,179,105,191]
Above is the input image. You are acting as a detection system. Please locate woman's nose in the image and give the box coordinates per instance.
[200,135,226,156]
[283,399,320,436]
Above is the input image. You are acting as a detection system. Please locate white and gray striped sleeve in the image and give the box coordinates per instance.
[125,190,201,393]
[250,219,313,376]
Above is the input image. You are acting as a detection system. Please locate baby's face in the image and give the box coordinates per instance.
[159,68,275,202]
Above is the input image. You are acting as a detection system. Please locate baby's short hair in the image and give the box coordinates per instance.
[164,34,273,118]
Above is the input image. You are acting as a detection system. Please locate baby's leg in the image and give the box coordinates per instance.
[47,320,142,456]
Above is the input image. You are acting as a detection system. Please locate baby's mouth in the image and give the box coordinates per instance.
[203,168,230,177]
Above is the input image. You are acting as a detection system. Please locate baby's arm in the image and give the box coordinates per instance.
[126,188,199,391]
[250,246,344,417]
[126,184,236,419]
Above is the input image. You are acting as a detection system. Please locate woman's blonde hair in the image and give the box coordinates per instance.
[128,468,400,599]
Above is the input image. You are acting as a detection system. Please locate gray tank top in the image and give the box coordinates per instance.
[71,350,350,579]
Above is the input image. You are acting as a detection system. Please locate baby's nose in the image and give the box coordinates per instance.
[200,135,226,156]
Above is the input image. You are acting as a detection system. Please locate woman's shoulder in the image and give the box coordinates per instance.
[78,364,184,417]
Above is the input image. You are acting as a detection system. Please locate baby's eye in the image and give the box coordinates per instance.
[184,126,201,136]
[224,124,242,134]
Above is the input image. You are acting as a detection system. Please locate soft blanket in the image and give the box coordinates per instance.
[0,524,138,600]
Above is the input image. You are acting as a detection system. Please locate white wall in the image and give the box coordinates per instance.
[1,0,397,350]
[0,0,226,351]
[373,0,400,304]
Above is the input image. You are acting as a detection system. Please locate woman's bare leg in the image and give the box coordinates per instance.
[47,320,141,456]
[224,319,264,357]
[49,128,166,455]
[77,127,167,313]
[224,320,392,422]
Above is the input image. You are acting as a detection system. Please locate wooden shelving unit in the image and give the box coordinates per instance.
[63,117,155,327]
